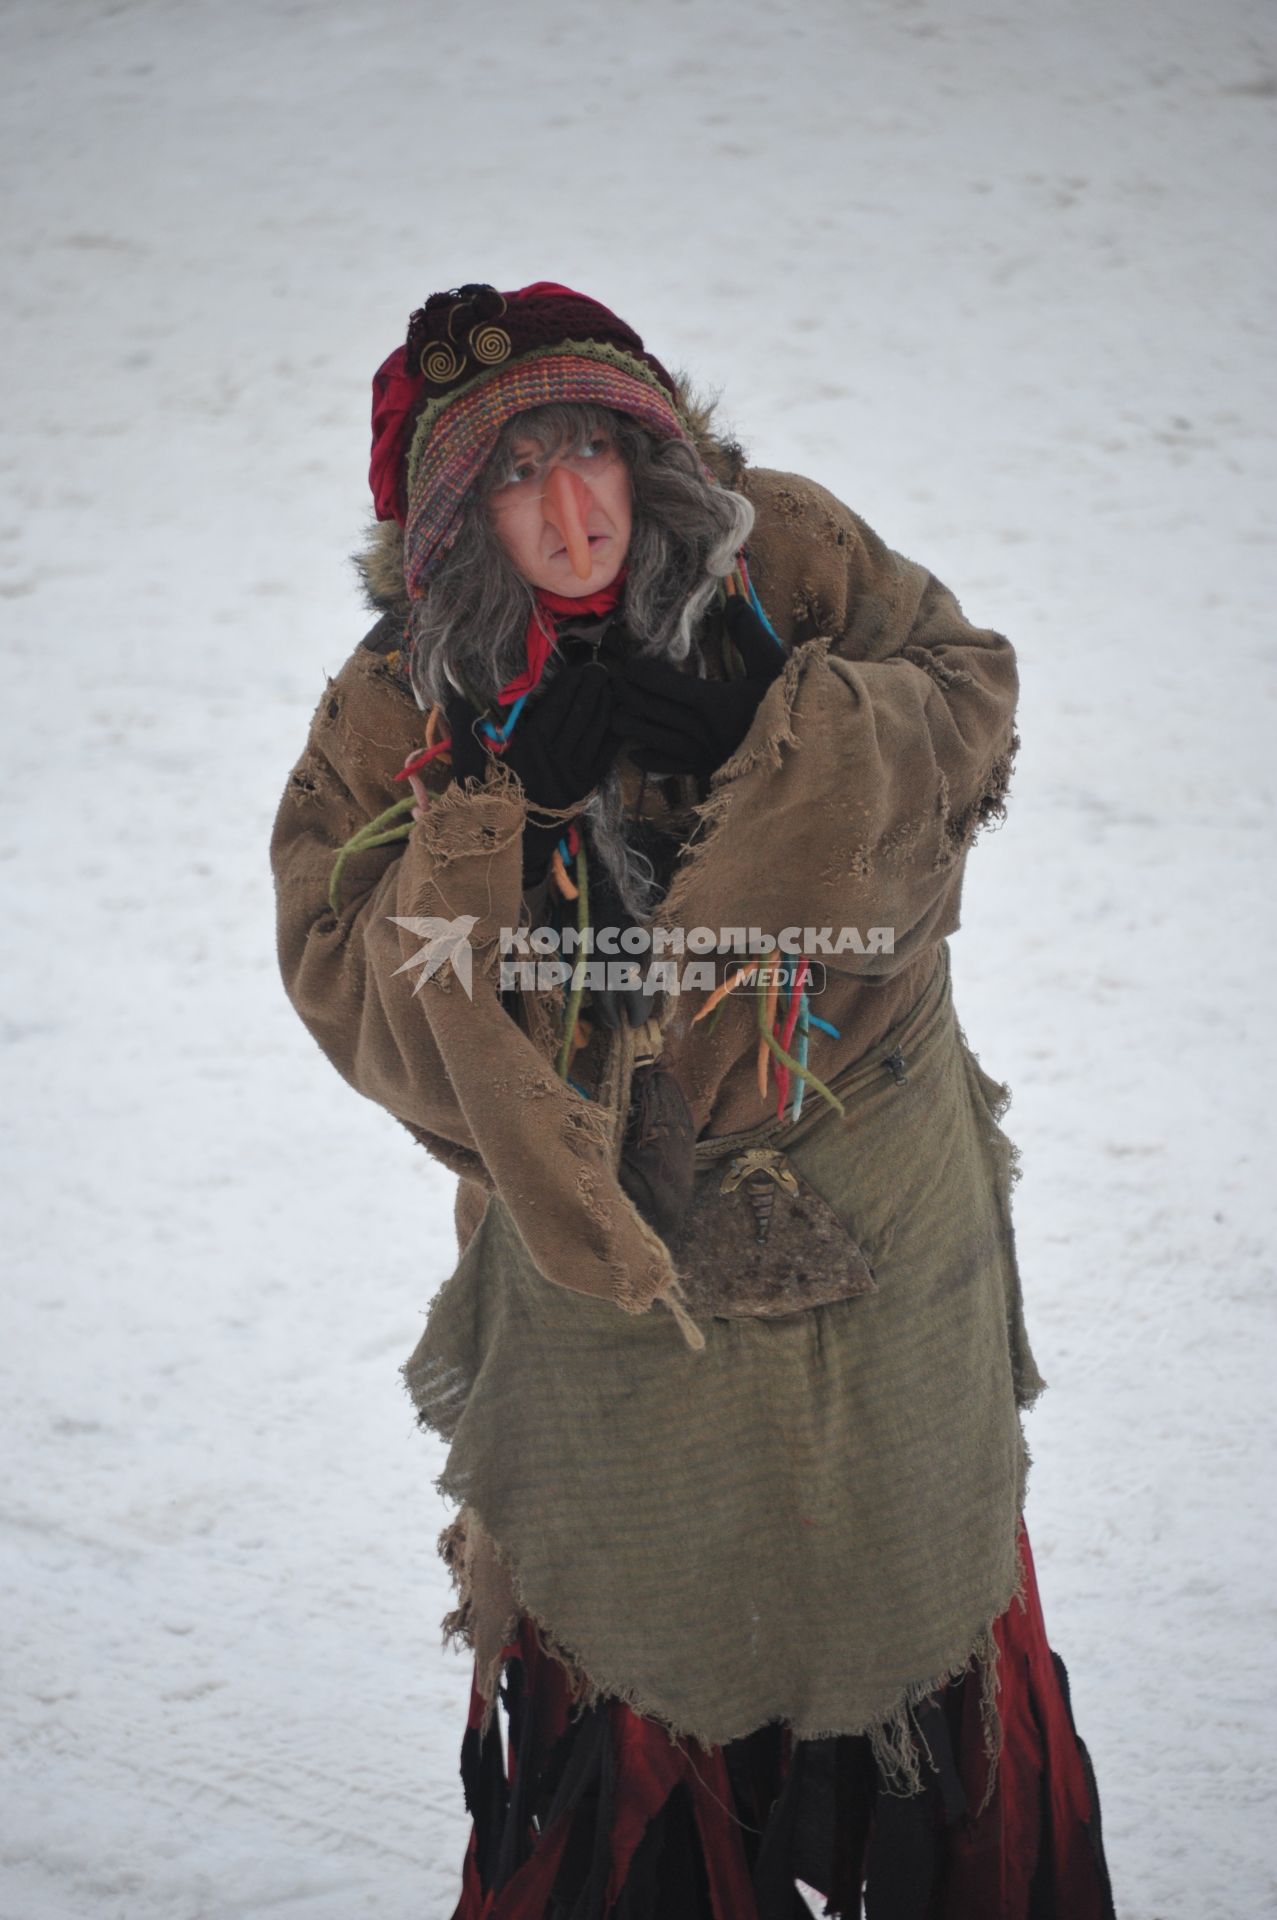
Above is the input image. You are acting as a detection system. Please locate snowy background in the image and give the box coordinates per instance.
[3,0,1274,1915]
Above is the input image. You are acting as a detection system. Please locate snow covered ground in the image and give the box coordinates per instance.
[3,0,1274,1914]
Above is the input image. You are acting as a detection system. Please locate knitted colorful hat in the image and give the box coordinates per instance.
[368,281,695,599]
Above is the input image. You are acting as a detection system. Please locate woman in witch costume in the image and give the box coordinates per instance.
[269,281,1117,1918]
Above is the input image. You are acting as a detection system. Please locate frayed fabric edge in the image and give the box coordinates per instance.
[653,636,820,935]
[651,1273,707,1350]
[425,1475,1028,1810]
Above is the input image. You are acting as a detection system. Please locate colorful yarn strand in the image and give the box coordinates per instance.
[754,955,845,1121]
[327,796,415,914]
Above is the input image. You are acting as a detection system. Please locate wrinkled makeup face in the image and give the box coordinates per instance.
[486,422,633,595]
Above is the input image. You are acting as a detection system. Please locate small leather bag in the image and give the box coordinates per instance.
[616,1022,877,1322]
[664,1144,878,1321]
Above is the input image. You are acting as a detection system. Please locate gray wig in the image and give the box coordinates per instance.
[408,404,755,920]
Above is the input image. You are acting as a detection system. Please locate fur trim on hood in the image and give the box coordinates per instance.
[352,375,748,620]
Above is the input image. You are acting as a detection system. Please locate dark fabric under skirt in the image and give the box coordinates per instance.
[445,1521,1115,1920]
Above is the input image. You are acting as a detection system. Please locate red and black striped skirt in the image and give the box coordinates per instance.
[446,1520,1116,1919]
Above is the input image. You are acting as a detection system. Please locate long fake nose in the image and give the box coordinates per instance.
[541,464,595,581]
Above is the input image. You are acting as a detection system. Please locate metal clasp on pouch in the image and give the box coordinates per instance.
[720,1147,800,1245]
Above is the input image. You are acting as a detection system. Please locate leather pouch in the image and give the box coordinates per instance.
[663,1145,878,1322]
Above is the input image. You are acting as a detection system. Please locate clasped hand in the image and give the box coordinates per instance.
[443,596,784,806]
[438,599,784,890]
[607,597,785,778]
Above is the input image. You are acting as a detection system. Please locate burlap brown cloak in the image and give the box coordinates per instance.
[269,456,1042,1785]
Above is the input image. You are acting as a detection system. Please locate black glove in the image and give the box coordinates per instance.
[610,597,785,778]
[444,657,622,887]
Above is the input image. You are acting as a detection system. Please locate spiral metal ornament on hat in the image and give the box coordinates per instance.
[416,288,510,384]
[468,322,511,367]
[419,339,466,383]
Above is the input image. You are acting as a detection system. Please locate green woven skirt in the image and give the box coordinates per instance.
[403,941,1046,1769]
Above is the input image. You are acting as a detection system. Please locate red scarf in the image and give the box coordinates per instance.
[498,567,629,706]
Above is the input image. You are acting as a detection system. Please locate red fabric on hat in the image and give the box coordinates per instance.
[511,279,590,302]
[369,345,426,525]
[405,282,679,412]
[508,281,646,339]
